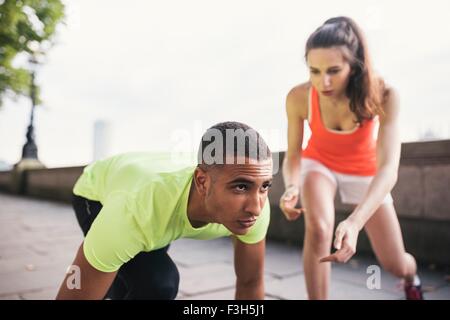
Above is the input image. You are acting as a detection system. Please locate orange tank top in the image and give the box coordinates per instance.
[302,86,377,176]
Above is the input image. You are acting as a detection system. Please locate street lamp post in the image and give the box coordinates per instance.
[21,56,39,160]
[12,53,45,193]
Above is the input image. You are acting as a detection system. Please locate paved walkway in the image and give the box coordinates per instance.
[0,193,448,300]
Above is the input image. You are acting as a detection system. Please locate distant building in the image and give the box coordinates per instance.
[418,128,440,141]
[93,120,113,161]
[0,160,12,172]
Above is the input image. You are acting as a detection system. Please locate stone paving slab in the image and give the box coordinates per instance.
[178,287,236,300]
[177,287,279,300]
[20,287,59,300]
[424,285,450,300]
[266,273,403,300]
[332,260,449,296]
[177,262,236,296]
[169,238,233,267]
[264,241,304,277]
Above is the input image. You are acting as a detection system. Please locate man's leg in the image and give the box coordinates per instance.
[108,246,180,300]
[72,194,179,299]
[72,194,103,236]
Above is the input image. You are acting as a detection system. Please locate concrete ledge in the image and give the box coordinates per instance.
[25,166,84,203]
[0,171,13,192]
[400,140,450,165]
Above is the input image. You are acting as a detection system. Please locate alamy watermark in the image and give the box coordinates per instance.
[168,120,281,174]
[65,265,81,290]
[366,264,381,290]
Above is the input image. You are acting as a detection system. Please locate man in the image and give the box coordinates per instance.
[56,121,273,299]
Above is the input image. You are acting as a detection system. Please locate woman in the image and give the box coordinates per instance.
[279,16,423,300]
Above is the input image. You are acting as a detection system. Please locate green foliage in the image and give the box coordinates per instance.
[0,0,65,107]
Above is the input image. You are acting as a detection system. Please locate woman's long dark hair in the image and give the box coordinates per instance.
[305,16,386,123]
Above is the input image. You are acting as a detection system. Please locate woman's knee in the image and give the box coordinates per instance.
[381,253,415,278]
[302,172,336,248]
[305,219,334,249]
[382,252,413,278]
[383,262,409,278]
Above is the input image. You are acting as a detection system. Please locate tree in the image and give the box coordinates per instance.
[0,0,65,108]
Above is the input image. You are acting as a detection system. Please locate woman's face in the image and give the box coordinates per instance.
[306,46,352,99]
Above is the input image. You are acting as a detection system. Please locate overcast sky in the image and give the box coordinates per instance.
[1,0,449,167]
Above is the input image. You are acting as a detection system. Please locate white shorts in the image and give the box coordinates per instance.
[299,158,393,205]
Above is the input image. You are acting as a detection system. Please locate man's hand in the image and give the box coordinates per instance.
[279,185,304,221]
[320,219,359,264]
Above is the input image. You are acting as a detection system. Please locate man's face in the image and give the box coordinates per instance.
[202,158,273,235]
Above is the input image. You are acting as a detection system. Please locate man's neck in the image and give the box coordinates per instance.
[186,180,210,228]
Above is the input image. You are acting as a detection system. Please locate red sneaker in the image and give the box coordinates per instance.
[404,282,424,300]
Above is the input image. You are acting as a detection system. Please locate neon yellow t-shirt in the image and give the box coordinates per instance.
[73,152,271,272]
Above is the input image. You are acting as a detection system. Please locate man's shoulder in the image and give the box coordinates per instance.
[80,152,196,203]
[133,164,195,212]
[110,151,197,173]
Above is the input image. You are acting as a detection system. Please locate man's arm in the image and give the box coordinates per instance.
[56,242,117,300]
[233,237,265,300]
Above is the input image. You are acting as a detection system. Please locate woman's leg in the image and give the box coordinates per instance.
[364,203,419,291]
[301,172,337,300]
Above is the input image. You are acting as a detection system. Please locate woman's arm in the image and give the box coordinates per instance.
[320,88,401,263]
[280,84,309,220]
[347,88,401,230]
[283,87,306,188]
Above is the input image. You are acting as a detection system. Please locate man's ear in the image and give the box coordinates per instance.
[194,167,209,196]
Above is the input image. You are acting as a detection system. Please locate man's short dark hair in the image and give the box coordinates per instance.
[197,121,271,169]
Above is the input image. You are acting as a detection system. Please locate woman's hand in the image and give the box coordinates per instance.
[320,219,360,263]
[279,185,304,221]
